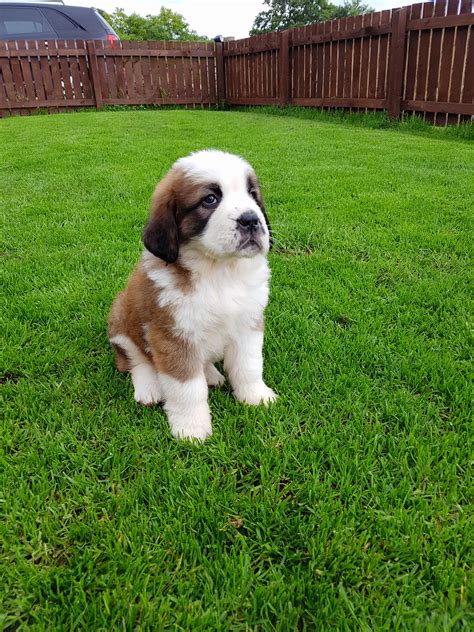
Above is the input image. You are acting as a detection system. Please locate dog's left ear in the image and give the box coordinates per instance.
[254,181,272,249]
[259,202,273,249]
[249,173,272,249]
[143,174,180,263]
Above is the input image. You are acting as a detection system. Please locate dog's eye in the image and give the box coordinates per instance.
[202,194,219,209]
[249,189,258,201]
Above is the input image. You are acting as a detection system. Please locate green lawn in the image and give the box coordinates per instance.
[1,109,473,630]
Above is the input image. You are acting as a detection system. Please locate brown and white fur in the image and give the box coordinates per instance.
[108,150,277,440]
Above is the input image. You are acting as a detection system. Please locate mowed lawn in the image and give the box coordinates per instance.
[1,109,473,630]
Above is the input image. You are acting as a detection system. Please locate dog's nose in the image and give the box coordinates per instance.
[237,211,260,230]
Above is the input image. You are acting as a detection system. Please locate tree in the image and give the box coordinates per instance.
[98,7,205,41]
[330,0,374,19]
[250,0,373,35]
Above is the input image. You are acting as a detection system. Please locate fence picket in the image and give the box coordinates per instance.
[440,0,461,125]
[69,40,83,101]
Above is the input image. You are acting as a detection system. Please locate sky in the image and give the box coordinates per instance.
[73,0,408,40]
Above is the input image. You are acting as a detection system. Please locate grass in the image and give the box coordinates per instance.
[235,105,474,141]
[1,109,473,630]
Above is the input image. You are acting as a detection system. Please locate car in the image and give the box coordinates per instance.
[0,0,120,43]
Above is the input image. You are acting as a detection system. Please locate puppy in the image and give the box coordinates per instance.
[108,150,277,440]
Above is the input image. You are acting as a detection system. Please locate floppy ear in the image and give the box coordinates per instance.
[259,202,273,249]
[143,178,179,263]
[255,187,273,250]
[250,173,273,250]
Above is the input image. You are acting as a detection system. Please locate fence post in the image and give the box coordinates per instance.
[215,41,226,106]
[86,40,103,110]
[279,30,290,107]
[387,7,409,120]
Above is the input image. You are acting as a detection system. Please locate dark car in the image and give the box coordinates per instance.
[0,0,119,43]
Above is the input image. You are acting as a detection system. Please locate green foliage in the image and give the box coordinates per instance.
[1,110,473,629]
[251,0,373,34]
[98,6,204,41]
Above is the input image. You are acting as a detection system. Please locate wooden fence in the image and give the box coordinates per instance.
[224,0,473,124]
[0,40,221,115]
[0,0,472,124]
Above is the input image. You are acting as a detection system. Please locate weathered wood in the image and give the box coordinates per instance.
[350,16,362,100]
[86,41,103,109]
[279,30,290,106]
[377,11,391,101]
[105,97,215,105]
[94,40,108,101]
[227,97,279,105]
[407,13,474,31]
[173,42,185,99]
[287,23,392,47]
[292,96,386,108]
[359,13,371,102]
[425,0,446,124]
[402,100,474,115]
[0,48,88,57]
[215,41,225,104]
[5,98,95,108]
[224,40,279,55]
[367,12,379,102]
[403,3,423,107]
[387,7,409,119]
[97,48,214,57]
[76,39,93,100]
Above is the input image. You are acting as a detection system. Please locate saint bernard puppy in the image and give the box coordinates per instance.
[108,150,277,440]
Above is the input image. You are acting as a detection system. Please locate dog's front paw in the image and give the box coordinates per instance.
[133,371,162,406]
[168,409,212,442]
[205,364,225,388]
[234,382,278,406]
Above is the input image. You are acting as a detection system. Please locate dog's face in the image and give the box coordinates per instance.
[143,150,272,263]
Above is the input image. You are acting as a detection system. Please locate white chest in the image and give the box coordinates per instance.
[146,253,270,359]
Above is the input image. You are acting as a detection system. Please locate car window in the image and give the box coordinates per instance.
[42,8,84,34]
[0,7,57,36]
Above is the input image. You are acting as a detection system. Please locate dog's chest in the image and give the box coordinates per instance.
[165,260,269,351]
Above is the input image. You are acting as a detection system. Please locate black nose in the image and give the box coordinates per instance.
[237,211,260,230]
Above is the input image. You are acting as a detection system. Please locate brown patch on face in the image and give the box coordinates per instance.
[247,172,272,248]
[178,199,218,244]
[108,264,199,382]
[247,172,263,205]
[143,166,221,263]
[143,170,179,263]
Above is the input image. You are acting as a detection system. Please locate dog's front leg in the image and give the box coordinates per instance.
[159,372,212,441]
[225,329,277,406]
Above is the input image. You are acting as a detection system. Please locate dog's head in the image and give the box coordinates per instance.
[143,150,272,263]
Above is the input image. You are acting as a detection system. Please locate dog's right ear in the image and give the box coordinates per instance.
[143,177,179,264]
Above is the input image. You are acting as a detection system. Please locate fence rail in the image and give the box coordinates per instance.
[0,0,472,124]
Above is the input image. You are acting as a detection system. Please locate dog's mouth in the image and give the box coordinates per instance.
[237,236,262,253]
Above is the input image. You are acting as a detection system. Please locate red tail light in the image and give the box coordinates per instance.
[107,34,119,48]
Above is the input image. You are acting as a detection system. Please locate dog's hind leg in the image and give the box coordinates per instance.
[204,363,225,387]
[109,334,162,406]
[131,362,162,406]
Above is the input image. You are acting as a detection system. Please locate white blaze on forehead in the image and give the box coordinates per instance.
[174,150,253,188]
[169,149,269,259]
